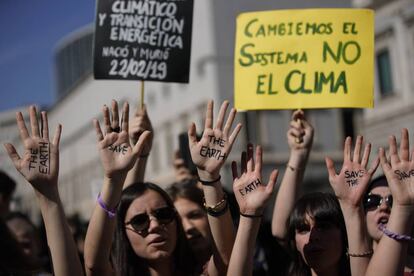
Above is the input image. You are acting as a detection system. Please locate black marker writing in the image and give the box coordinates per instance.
[108,144,128,155]
[208,135,225,147]
[29,149,38,171]
[239,179,261,196]
[200,146,226,160]
[394,170,414,180]
[38,142,50,174]
[344,169,365,187]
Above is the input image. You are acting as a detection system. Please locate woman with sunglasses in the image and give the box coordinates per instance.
[84,99,241,276]
[363,129,414,275]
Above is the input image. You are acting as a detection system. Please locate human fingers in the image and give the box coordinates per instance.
[353,135,362,164]
[29,106,40,138]
[223,108,236,137]
[94,119,104,142]
[16,112,30,141]
[121,102,129,132]
[40,111,49,139]
[3,143,21,169]
[103,105,111,135]
[215,100,229,130]
[204,100,213,130]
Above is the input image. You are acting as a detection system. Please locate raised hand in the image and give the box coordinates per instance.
[188,100,242,180]
[94,100,151,179]
[232,144,278,216]
[380,129,414,206]
[287,110,314,153]
[129,104,153,156]
[326,136,379,208]
[4,106,61,195]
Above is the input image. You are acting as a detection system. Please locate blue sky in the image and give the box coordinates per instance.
[0,0,95,112]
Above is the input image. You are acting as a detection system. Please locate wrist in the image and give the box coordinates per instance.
[197,169,220,182]
[288,150,309,168]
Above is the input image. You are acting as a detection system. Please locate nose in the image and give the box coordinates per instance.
[147,215,162,232]
[181,217,195,233]
[309,227,321,243]
[378,199,391,212]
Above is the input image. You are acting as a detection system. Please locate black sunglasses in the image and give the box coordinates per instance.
[125,206,176,233]
[363,193,393,210]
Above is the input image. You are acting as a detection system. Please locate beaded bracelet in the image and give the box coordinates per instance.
[198,175,221,186]
[379,223,414,242]
[97,193,117,219]
[346,249,373,257]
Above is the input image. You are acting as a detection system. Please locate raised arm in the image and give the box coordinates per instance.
[123,104,153,188]
[326,136,379,276]
[366,129,414,276]
[228,144,277,276]
[4,106,83,276]
[272,110,313,240]
[84,100,150,276]
[188,100,242,276]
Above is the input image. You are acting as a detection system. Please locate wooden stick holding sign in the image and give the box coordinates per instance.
[140,81,145,110]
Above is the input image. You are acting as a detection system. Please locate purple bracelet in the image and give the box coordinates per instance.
[97,193,117,219]
[378,223,414,242]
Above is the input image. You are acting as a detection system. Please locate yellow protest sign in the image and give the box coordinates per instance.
[234,9,374,110]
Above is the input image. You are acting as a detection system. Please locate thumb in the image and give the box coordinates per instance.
[132,130,151,156]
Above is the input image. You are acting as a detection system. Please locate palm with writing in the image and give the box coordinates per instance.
[232,144,278,216]
[94,100,151,179]
[188,100,242,180]
[380,129,414,206]
[4,106,61,196]
[129,104,153,156]
[326,136,379,208]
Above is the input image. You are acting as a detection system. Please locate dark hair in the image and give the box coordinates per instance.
[287,192,350,276]
[366,175,388,194]
[0,171,16,198]
[112,182,195,276]
[166,179,203,207]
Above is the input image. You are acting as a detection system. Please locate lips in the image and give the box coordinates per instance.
[376,214,389,227]
[149,236,167,246]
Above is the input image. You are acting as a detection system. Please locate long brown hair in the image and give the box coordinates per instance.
[112,182,195,276]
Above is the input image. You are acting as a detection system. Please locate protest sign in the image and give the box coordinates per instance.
[234,9,374,110]
[94,0,193,83]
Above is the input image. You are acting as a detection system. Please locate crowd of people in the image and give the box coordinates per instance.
[1,99,414,276]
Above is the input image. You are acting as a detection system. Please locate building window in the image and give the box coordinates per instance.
[376,49,394,97]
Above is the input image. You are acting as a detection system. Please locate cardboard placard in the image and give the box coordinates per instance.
[94,0,193,83]
[234,9,374,110]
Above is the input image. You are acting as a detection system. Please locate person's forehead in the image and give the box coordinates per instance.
[369,186,391,196]
[174,197,202,213]
[126,190,169,216]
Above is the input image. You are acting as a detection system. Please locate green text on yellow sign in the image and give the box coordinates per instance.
[234,9,374,110]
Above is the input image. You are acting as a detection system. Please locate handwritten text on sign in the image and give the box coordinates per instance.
[94,0,193,83]
[234,9,374,110]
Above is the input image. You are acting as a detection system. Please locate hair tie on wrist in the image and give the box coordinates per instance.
[379,223,414,242]
[97,193,117,219]
[198,175,221,186]
[287,164,303,172]
[240,212,263,218]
